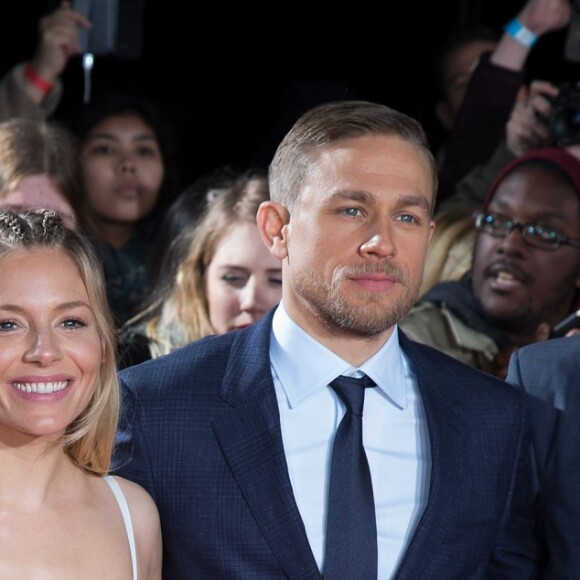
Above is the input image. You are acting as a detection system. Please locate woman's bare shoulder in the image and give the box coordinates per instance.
[108,476,162,580]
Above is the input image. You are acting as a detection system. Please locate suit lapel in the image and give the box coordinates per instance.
[212,314,321,580]
[395,333,469,575]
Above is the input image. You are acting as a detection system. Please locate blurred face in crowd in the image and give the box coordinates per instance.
[2,175,77,230]
[0,248,102,440]
[435,38,497,131]
[79,112,164,228]
[473,165,580,334]
[205,221,282,334]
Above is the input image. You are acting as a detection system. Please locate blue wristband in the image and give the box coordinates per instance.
[504,18,539,48]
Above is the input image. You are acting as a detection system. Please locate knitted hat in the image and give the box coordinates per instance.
[483,148,580,209]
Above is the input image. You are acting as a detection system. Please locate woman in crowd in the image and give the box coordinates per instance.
[69,92,181,327]
[0,208,161,578]
[0,117,83,230]
[118,168,282,368]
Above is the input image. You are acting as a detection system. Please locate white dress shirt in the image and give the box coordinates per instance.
[270,303,431,579]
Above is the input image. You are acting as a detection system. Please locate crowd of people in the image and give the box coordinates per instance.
[1,0,580,577]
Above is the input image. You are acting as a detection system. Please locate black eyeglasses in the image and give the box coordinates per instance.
[473,210,580,250]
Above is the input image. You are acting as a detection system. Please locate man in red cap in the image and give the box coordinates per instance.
[400,147,580,378]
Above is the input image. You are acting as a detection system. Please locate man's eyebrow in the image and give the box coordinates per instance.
[396,194,432,212]
[330,190,432,211]
[330,190,373,202]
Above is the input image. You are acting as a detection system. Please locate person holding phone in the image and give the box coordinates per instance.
[0,2,91,121]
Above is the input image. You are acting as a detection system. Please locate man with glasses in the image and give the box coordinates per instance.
[400,147,580,378]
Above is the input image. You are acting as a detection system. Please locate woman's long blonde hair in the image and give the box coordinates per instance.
[0,209,119,475]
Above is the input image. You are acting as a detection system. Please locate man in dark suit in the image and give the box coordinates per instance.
[112,100,538,578]
[507,333,580,578]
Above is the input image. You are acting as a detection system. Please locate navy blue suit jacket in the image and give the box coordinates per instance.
[113,309,537,579]
[507,334,580,579]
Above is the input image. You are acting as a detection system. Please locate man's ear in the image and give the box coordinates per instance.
[428,219,436,246]
[256,201,290,260]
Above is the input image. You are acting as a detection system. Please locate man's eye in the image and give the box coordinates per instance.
[398,214,418,224]
[0,320,17,331]
[534,225,562,240]
[344,208,361,217]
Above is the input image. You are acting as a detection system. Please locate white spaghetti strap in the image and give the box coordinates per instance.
[104,475,138,580]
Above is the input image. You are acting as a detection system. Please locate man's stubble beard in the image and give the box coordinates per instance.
[292,262,420,338]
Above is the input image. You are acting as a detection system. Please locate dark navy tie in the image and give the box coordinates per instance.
[324,374,377,580]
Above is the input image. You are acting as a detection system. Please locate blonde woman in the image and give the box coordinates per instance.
[118,168,282,368]
[0,209,161,578]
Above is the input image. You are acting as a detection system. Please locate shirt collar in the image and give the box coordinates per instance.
[270,303,408,409]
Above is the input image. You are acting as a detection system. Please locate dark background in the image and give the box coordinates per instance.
[5,0,580,187]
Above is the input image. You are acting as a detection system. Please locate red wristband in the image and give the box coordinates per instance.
[24,64,54,94]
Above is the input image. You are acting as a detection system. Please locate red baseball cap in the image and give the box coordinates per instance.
[483,148,580,209]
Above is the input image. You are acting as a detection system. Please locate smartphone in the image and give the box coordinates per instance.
[73,0,118,56]
[73,0,144,59]
[550,309,580,338]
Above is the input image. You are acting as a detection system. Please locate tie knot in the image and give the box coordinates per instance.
[330,375,376,416]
